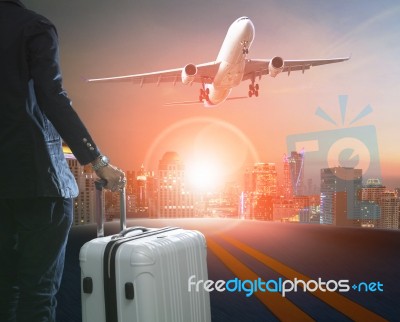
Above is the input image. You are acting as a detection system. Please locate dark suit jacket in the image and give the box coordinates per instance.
[0,1,101,198]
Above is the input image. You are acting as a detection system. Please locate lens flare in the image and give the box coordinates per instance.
[186,155,221,192]
[144,117,260,190]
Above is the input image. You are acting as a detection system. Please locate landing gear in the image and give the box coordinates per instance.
[199,87,210,102]
[248,83,259,97]
[241,40,249,55]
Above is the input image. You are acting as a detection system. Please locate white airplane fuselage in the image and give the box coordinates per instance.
[205,17,255,107]
[88,16,349,107]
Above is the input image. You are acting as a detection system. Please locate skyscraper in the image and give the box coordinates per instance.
[125,166,156,218]
[282,155,292,198]
[320,167,362,226]
[252,163,278,196]
[361,179,385,202]
[126,170,137,216]
[359,178,385,227]
[379,192,400,230]
[284,151,305,196]
[63,144,96,225]
[242,162,277,220]
[157,152,194,218]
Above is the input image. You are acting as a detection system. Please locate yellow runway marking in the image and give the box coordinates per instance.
[207,238,315,322]
[219,234,388,322]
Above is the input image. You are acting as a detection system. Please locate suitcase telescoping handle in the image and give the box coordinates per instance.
[118,226,151,238]
[95,179,127,238]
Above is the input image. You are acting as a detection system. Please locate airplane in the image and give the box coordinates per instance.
[87,16,350,107]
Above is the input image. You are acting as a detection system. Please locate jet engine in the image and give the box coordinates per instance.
[268,56,284,77]
[181,63,197,85]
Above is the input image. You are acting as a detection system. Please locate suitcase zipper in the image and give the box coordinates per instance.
[103,227,180,322]
[106,226,179,278]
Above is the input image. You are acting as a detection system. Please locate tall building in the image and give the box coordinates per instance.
[242,162,277,220]
[361,179,386,202]
[136,165,147,211]
[127,165,156,218]
[379,192,400,230]
[320,167,362,226]
[282,155,292,198]
[157,152,194,218]
[245,162,278,196]
[359,178,385,227]
[126,170,137,216]
[284,151,305,196]
[63,145,96,225]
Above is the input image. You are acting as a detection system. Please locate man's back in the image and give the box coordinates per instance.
[0,1,97,198]
[0,3,126,320]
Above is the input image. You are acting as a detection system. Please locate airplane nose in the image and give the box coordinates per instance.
[232,17,254,36]
[237,18,254,32]
[243,19,255,40]
[245,20,254,32]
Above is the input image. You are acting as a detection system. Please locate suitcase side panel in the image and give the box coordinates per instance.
[183,231,211,322]
[115,229,211,322]
[80,237,112,322]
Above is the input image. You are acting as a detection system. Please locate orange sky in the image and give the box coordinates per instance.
[25,0,400,189]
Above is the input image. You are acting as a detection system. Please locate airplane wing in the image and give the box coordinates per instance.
[242,56,350,81]
[87,61,221,86]
[163,96,248,106]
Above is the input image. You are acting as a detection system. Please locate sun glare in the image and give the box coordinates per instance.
[186,157,222,192]
[144,117,260,193]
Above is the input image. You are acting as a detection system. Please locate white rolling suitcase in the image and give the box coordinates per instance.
[79,181,211,322]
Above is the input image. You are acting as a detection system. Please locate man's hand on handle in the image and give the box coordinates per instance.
[91,155,126,191]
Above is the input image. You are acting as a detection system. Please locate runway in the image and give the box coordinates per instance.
[57,218,400,321]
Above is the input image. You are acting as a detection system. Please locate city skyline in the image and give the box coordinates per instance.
[64,143,399,230]
[136,151,399,229]
[24,0,400,190]
[100,146,398,193]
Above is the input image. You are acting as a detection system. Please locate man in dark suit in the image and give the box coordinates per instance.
[0,0,126,320]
